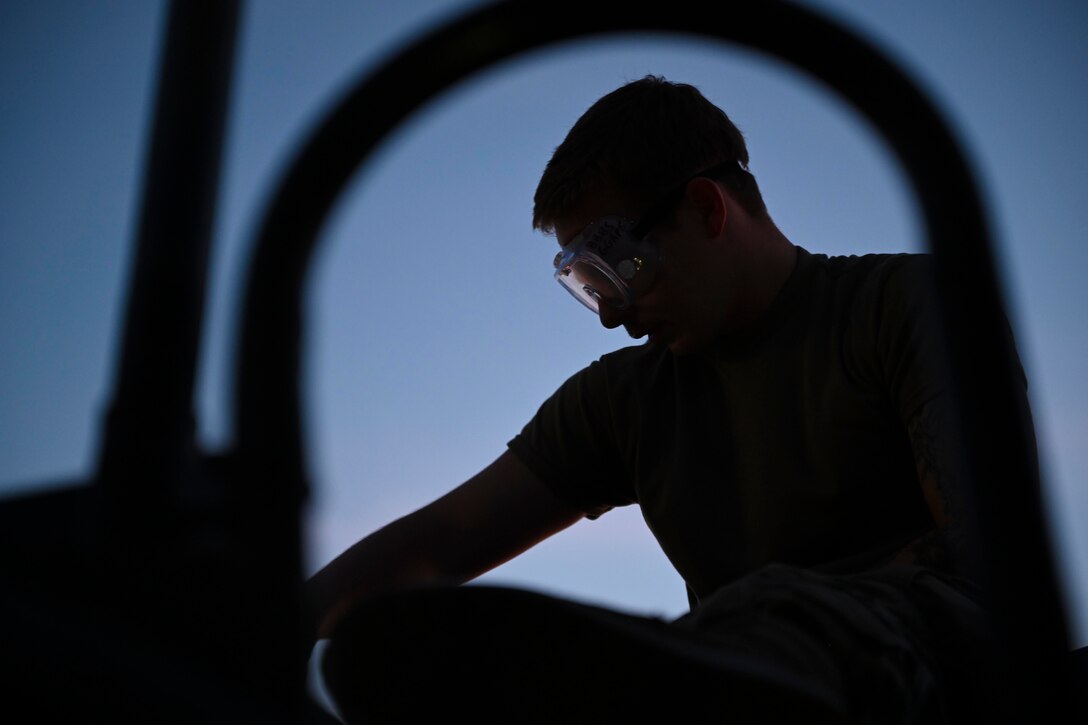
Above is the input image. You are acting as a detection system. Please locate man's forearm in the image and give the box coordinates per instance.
[304,451,583,647]
[306,511,465,642]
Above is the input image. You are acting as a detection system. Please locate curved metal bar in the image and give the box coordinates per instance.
[231,1,1070,720]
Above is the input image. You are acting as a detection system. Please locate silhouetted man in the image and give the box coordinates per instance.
[307,76,1021,723]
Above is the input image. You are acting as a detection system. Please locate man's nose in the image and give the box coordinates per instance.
[598,302,629,330]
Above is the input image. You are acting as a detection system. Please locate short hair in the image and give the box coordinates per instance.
[533,76,767,234]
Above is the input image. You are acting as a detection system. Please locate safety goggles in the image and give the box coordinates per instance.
[552,215,658,313]
[552,162,739,314]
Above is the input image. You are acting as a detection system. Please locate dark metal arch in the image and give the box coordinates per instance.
[230,1,1071,721]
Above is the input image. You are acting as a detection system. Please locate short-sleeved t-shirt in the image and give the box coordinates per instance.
[508,247,948,602]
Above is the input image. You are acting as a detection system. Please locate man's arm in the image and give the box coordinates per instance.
[305,449,583,642]
[892,399,969,570]
[876,259,979,572]
[887,383,992,570]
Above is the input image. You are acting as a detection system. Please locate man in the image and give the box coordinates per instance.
[308,76,1013,723]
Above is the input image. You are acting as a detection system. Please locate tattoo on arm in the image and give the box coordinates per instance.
[902,402,968,570]
[908,404,947,521]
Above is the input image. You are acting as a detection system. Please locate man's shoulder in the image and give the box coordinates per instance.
[811,249,934,280]
[590,341,675,384]
[803,249,938,305]
[549,341,681,409]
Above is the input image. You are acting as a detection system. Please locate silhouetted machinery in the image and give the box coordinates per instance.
[0,1,1080,722]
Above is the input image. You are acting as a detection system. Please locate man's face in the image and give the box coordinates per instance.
[555,190,734,356]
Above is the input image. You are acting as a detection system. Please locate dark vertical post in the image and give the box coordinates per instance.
[96,0,239,519]
[85,1,310,718]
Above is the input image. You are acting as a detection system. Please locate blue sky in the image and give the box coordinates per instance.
[2,1,1085,704]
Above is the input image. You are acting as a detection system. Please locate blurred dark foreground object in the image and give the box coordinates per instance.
[322,564,999,723]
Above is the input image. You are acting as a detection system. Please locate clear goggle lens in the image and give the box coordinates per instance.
[554,254,631,313]
[552,216,655,315]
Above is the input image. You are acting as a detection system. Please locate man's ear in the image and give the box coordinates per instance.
[685,177,728,238]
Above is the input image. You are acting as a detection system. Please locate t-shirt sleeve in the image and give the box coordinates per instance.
[507,358,637,519]
[871,256,952,423]
[863,254,1029,425]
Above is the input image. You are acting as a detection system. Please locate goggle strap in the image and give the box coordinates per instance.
[632,161,742,238]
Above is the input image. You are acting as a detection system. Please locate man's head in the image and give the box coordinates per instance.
[536,76,788,355]
[533,75,766,236]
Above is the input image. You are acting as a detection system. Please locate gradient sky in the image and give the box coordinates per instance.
[2,1,1085,712]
